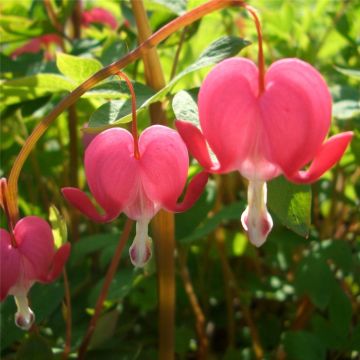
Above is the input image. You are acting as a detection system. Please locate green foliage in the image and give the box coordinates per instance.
[268,176,312,237]
[1,1,359,359]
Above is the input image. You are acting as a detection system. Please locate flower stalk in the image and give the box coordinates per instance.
[7,0,247,222]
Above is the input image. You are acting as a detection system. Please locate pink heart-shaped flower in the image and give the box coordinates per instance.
[176,57,353,246]
[63,124,208,267]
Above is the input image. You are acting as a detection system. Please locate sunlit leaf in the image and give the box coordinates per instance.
[56,52,103,84]
[88,36,250,129]
[49,205,67,249]
[268,176,311,237]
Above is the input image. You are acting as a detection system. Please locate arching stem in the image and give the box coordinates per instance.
[244,4,265,95]
[6,0,260,225]
[116,72,140,159]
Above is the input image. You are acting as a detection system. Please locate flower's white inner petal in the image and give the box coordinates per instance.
[129,218,152,268]
[241,180,273,247]
[14,294,35,331]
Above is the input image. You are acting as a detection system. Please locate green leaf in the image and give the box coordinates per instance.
[178,201,245,244]
[335,66,360,80]
[1,74,74,104]
[268,176,311,237]
[284,331,326,360]
[295,253,336,309]
[172,89,199,125]
[56,52,103,84]
[318,239,353,273]
[333,99,360,120]
[88,269,136,306]
[328,283,352,339]
[88,36,250,129]
[48,205,67,249]
[70,233,120,263]
[87,82,156,128]
[16,334,54,360]
[176,179,217,240]
[89,309,119,349]
[150,0,187,15]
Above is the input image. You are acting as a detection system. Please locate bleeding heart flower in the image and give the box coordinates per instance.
[176,57,353,247]
[63,125,208,267]
[63,71,207,267]
[0,216,70,330]
[11,34,62,60]
[81,7,118,30]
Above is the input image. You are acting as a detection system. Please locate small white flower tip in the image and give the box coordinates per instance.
[15,308,35,331]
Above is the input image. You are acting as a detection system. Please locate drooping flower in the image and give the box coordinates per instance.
[63,125,207,267]
[81,7,118,30]
[0,216,70,330]
[176,57,353,247]
[63,124,208,267]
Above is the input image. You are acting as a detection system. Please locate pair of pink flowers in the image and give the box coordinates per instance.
[64,57,352,261]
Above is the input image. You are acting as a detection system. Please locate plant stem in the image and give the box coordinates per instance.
[151,211,175,360]
[244,4,265,95]
[62,269,72,360]
[178,247,208,359]
[115,71,140,159]
[67,105,79,241]
[170,27,188,80]
[8,0,248,221]
[130,1,175,359]
[78,219,133,359]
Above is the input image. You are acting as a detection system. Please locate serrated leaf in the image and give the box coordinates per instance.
[88,36,250,129]
[56,52,103,84]
[268,176,311,237]
[49,205,67,249]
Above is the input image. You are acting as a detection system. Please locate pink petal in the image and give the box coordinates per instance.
[164,171,209,212]
[43,243,71,283]
[139,125,189,207]
[198,58,261,173]
[175,120,218,171]
[262,59,332,174]
[11,39,42,58]
[15,216,54,280]
[0,229,20,301]
[85,128,139,218]
[82,8,118,29]
[62,187,121,223]
[285,132,353,184]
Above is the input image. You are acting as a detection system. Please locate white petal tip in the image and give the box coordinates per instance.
[129,237,152,268]
[15,308,35,331]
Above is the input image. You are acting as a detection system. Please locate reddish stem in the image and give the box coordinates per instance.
[244,4,265,95]
[116,72,140,159]
[78,219,133,359]
[62,269,72,360]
